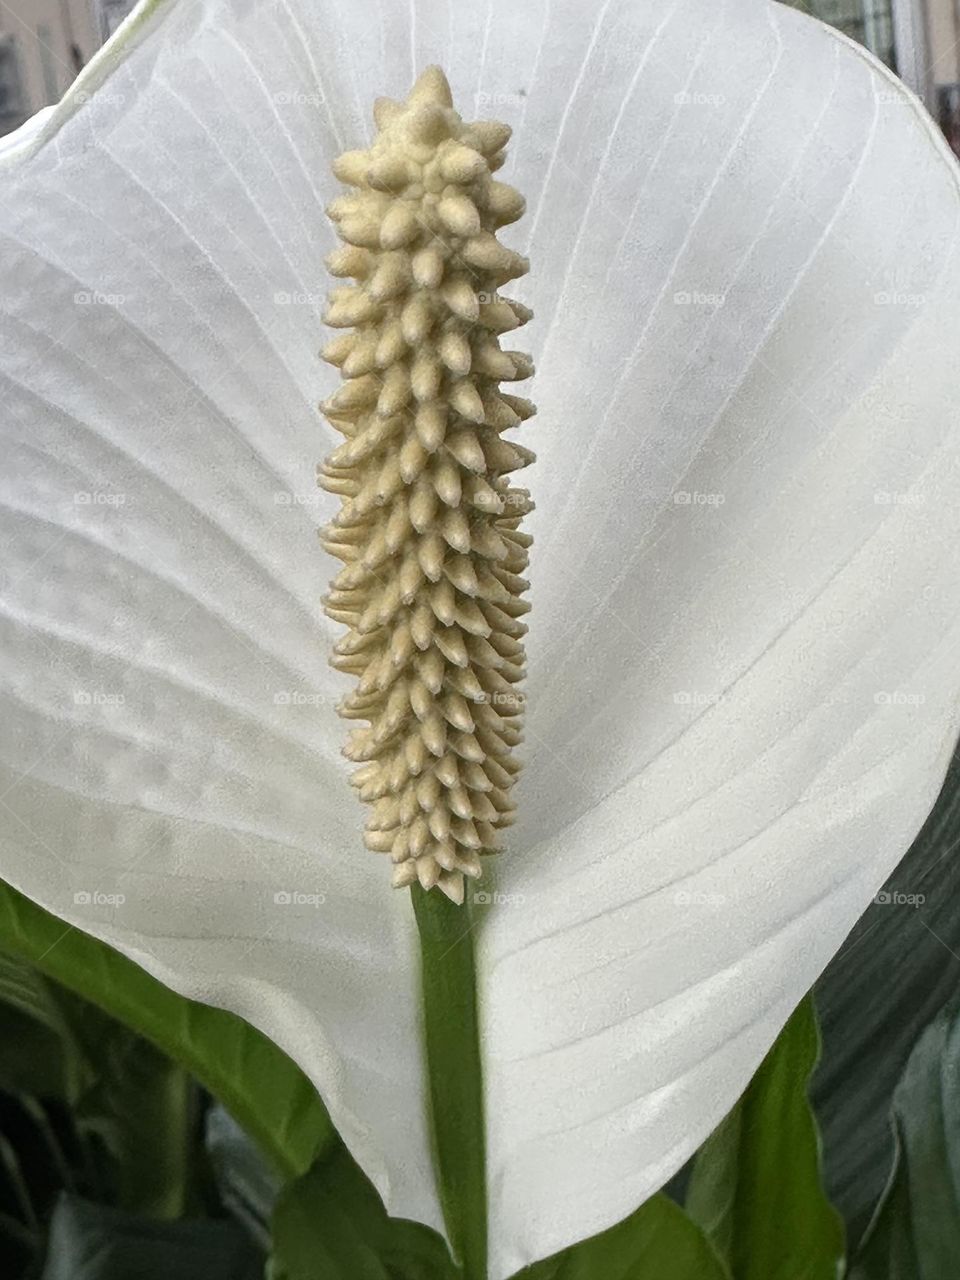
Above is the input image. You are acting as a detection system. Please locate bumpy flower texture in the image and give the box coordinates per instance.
[319,69,536,904]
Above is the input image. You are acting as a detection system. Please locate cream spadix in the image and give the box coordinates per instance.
[319,67,535,903]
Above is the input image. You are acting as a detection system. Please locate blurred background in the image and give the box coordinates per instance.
[2,1,960,150]
[791,0,960,150]
[0,1,134,137]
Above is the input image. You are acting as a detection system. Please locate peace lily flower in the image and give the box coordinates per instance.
[1,0,959,1276]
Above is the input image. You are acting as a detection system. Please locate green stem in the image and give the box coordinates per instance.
[106,1040,195,1218]
[411,886,487,1280]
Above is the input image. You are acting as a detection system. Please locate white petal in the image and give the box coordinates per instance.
[472,3,960,1275]
[0,0,440,1235]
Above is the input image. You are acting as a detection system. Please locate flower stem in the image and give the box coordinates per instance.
[412,885,487,1280]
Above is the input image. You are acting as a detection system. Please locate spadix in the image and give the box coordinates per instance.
[319,68,535,903]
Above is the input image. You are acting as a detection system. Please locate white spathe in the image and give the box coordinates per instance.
[1,0,958,1275]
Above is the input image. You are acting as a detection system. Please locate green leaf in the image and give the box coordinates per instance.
[849,1004,960,1279]
[40,1193,262,1280]
[686,996,844,1280]
[67,1019,197,1219]
[0,878,334,1180]
[814,740,960,1247]
[512,1194,729,1280]
[269,1142,457,1280]
[0,953,91,1100]
[0,1006,72,1100]
[0,952,197,1217]
[412,886,485,1280]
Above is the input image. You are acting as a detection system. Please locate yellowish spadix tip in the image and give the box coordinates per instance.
[320,66,535,903]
